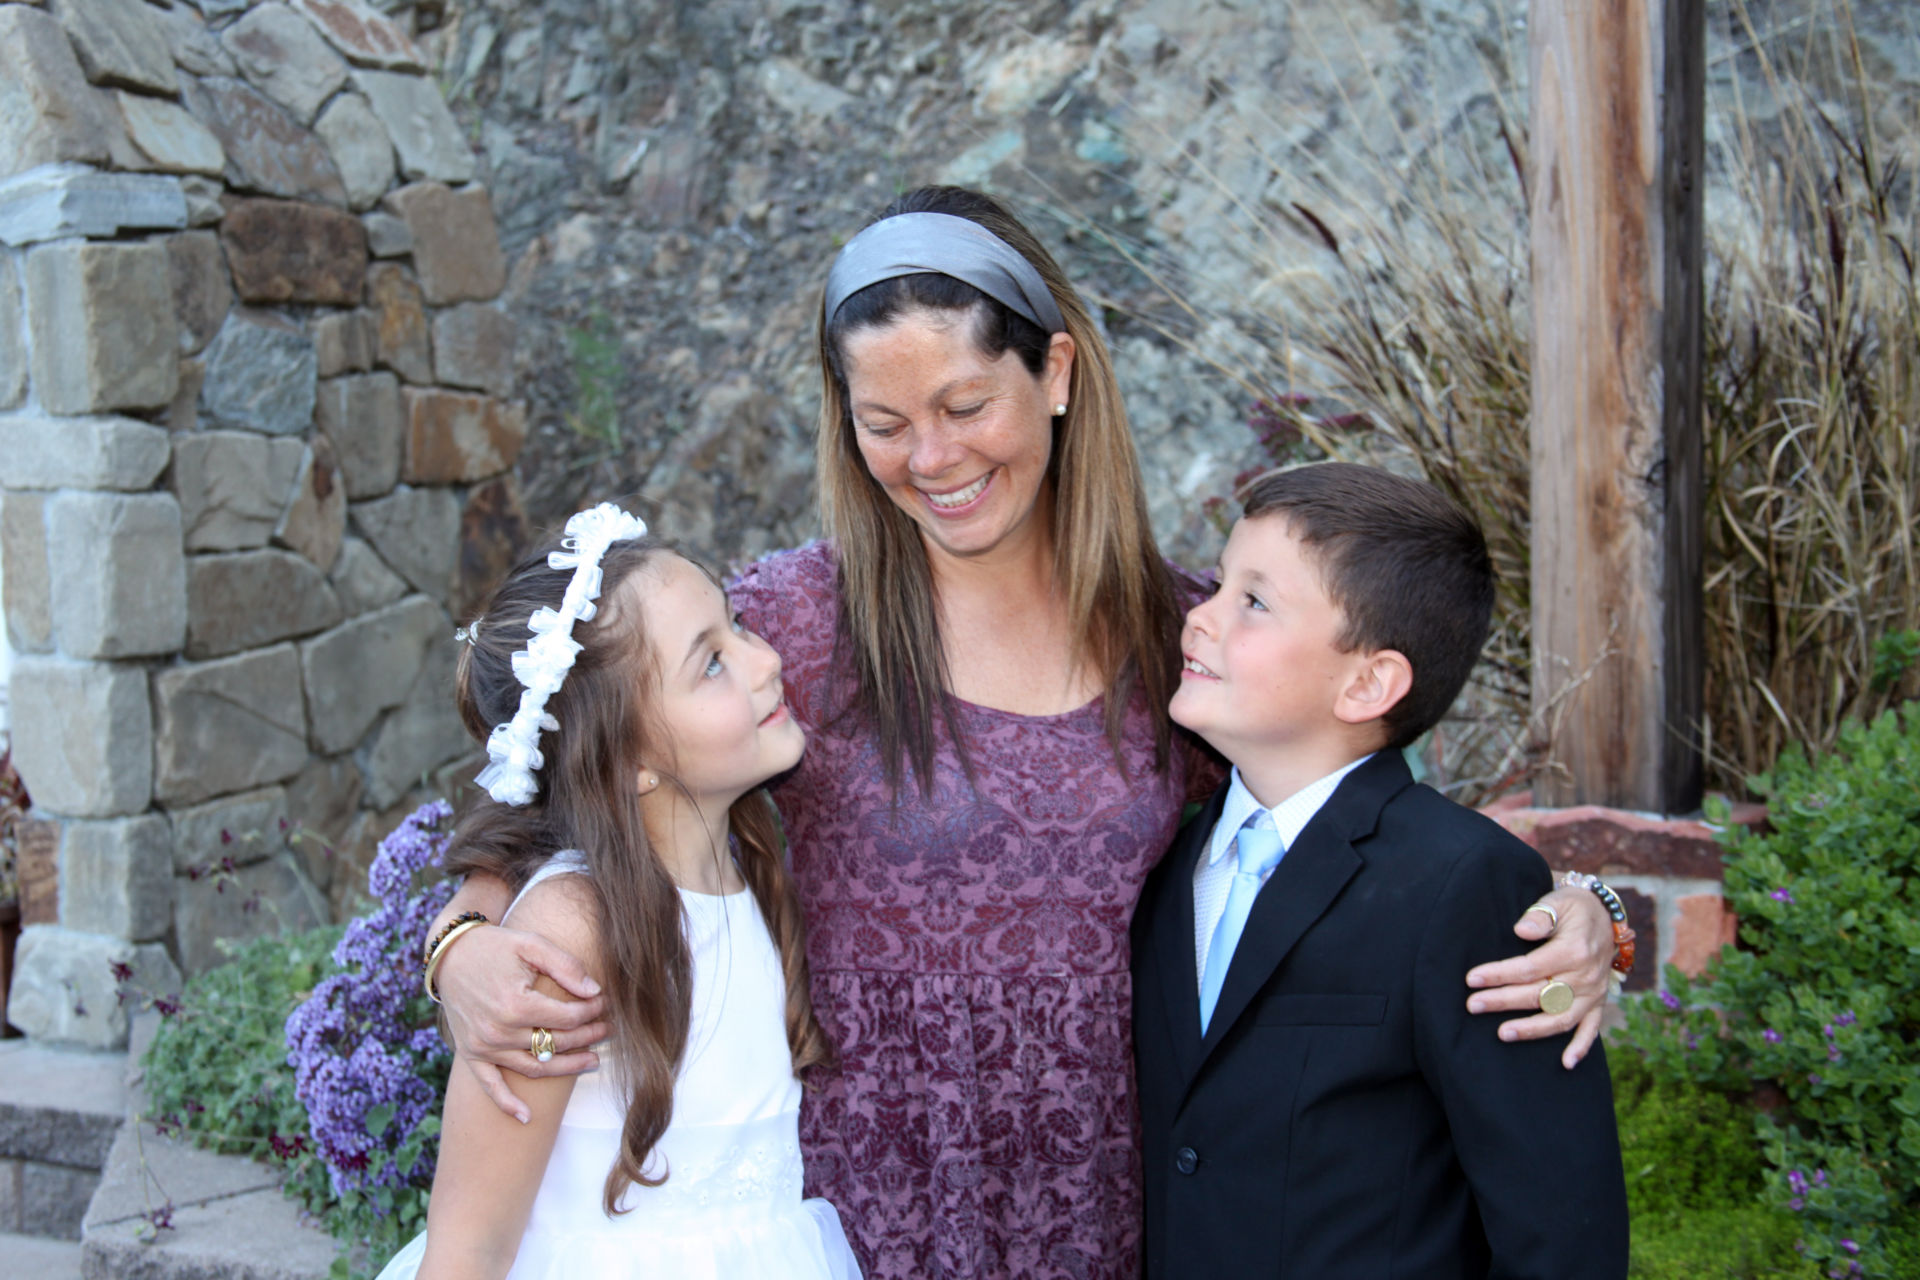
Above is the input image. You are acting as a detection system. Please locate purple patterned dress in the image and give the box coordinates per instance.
[731,542,1208,1280]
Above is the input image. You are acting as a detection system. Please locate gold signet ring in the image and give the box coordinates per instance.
[1538,980,1575,1016]
[531,1027,556,1063]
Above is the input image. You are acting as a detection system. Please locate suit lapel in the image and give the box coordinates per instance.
[1189,752,1416,1079]
[1156,787,1225,1093]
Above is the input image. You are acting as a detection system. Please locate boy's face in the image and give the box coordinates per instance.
[1170,514,1370,770]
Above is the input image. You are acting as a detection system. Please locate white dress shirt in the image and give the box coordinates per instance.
[1192,756,1374,990]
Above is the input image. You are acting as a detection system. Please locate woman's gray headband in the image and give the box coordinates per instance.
[822,212,1067,336]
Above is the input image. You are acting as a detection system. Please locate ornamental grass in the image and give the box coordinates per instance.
[1091,0,1920,802]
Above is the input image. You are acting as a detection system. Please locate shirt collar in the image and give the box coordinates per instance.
[1205,754,1377,868]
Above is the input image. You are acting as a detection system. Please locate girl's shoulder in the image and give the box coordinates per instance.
[502,852,601,967]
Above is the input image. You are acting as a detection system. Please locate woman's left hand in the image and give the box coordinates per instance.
[1464,886,1613,1069]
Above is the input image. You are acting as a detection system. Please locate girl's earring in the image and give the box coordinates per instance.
[638,773,658,794]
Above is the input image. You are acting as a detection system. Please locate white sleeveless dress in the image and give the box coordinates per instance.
[377,852,862,1280]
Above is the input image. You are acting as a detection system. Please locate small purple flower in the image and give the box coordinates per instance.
[1823,1023,1835,1038]
[1841,1239,1859,1255]
[1763,1028,1783,1043]
[1770,887,1795,903]
[1828,1043,1842,1062]
[1660,990,1682,1012]
[1788,1170,1809,1194]
[1814,1169,1827,1187]
[1836,1010,1856,1027]
[1809,1073,1822,1086]
[1790,1197,1805,1211]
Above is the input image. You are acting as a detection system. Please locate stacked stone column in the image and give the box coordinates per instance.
[0,0,527,1047]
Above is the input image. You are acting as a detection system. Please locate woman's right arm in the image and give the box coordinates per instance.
[429,873,610,1122]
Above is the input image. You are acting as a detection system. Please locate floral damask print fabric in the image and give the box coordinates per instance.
[732,544,1199,1280]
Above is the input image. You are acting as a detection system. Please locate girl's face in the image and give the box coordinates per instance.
[840,307,1074,564]
[630,554,804,809]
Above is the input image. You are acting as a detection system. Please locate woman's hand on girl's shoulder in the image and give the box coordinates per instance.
[435,880,610,1123]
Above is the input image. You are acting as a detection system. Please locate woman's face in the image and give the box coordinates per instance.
[840,307,1074,563]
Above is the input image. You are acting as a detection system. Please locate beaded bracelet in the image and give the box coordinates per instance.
[422,911,489,1003]
[1559,872,1636,975]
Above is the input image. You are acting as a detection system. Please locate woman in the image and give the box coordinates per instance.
[428,186,1618,1279]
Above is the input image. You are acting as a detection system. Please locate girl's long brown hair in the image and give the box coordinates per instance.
[817,185,1183,795]
[443,534,831,1215]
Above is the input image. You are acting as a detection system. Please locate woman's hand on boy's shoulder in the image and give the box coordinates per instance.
[1462,884,1613,1069]
[435,881,610,1123]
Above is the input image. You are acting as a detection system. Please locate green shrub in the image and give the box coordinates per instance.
[1620,704,1920,1277]
[1613,1050,1768,1218]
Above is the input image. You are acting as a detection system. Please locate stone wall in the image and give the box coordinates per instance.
[0,0,518,1047]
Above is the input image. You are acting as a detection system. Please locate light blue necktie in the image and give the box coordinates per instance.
[1198,823,1286,1035]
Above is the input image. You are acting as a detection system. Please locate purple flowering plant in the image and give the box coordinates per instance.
[283,800,456,1266]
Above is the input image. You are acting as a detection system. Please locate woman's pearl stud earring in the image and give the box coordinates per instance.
[1053,403,1068,416]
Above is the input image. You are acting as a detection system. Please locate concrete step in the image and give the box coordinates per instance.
[0,1036,125,1240]
[0,1229,85,1279]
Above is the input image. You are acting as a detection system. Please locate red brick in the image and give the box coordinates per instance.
[1671,893,1739,976]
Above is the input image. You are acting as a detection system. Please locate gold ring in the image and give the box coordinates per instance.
[531,1027,555,1063]
[1525,902,1560,930]
[1539,980,1575,1016]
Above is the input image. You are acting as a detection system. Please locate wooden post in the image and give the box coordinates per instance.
[1528,0,1705,813]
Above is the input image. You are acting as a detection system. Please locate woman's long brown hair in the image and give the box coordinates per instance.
[443,534,831,1215]
[817,185,1183,796]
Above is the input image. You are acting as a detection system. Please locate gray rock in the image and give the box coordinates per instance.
[166,785,288,872]
[0,254,21,410]
[222,3,350,126]
[199,309,316,435]
[384,182,505,303]
[314,92,396,211]
[185,548,343,659]
[6,927,179,1049]
[328,534,407,614]
[58,815,173,942]
[0,7,115,177]
[315,371,402,498]
[180,174,225,226]
[22,239,179,414]
[47,0,179,95]
[179,74,349,208]
[0,163,187,247]
[274,434,348,570]
[8,656,152,817]
[151,644,309,805]
[349,486,458,601]
[362,637,466,807]
[112,90,227,176]
[1,491,51,652]
[281,756,361,890]
[170,430,306,551]
[172,845,324,975]
[83,1181,335,1276]
[153,3,236,78]
[313,310,375,377]
[0,1038,126,1167]
[290,0,425,72]
[402,387,525,484]
[165,229,233,356]
[0,413,171,491]
[352,68,475,185]
[431,303,516,397]
[363,260,432,382]
[298,593,445,752]
[757,58,857,123]
[360,208,410,257]
[46,491,187,660]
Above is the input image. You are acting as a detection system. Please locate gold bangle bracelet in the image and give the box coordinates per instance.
[422,918,489,1004]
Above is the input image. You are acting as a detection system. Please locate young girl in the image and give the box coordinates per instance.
[378,504,862,1280]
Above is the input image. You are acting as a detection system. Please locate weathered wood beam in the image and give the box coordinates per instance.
[1528,0,1705,812]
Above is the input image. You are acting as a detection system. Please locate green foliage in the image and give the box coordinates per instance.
[142,925,344,1162]
[564,307,625,448]
[1613,1050,1769,1218]
[1620,704,1920,1277]
[1871,630,1920,694]
[1629,1205,1805,1279]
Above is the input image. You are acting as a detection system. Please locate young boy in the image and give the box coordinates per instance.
[1131,463,1628,1279]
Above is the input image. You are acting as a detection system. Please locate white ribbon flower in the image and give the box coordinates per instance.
[475,503,649,806]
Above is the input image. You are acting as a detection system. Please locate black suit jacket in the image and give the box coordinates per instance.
[1130,752,1628,1279]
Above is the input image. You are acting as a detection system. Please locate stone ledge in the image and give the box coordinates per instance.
[0,1038,126,1166]
[1480,794,1766,879]
[0,1230,82,1278]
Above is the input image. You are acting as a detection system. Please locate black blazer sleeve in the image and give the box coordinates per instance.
[1411,837,1629,1279]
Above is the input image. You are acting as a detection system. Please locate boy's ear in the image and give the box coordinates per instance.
[1333,649,1413,729]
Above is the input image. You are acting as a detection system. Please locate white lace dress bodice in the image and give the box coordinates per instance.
[377,852,861,1280]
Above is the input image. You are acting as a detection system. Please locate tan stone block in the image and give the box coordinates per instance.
[59,815,173,941]
[171,430,306,551]
[0,412,171,491]
[165,230,233,357]
[402,387,525,483]
[178,74,348,208]
[454,474,529,619]
[0,6,114,177]
[352,69,473,185]
[298,593,445,752]
[383,182,505,304]
[315,371,402,499]
[113,90,226,176]
[1671,893,1739,976]
[290,0,424,71]
[431,303,516,397]
[46,491,187,660]
[364,260,432,381]
[349,485,457,602]
[314,310,375,377]
[0,253,22,410]
[220,196,368,306]
[9,657,152,817]
[273,434,347,571]
[221,3,348,126]
[185,548,342,659]
[0,490,49,652]
[167,785,289,872]
[152,645,309,805]
[47,0,177,95]
[313,91,395,212]
[23,240,179,414]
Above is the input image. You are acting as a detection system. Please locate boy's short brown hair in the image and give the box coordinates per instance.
[1238,463,1495,750]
